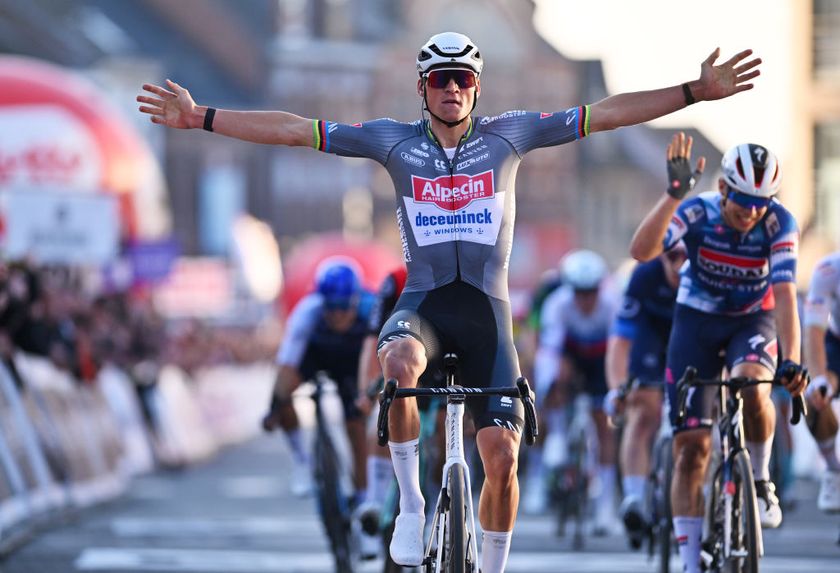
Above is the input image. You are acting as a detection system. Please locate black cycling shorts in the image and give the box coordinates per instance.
[377,280,525,434]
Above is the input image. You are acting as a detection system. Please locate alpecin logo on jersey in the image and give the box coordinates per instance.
[697,247,769,279]
[411,170,494,211]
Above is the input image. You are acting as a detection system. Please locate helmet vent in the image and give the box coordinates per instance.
[428,44,473,59]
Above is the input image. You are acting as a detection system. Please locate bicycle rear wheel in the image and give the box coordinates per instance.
[445,465,468,573]
[651,435,674,573]
[725,451,759,573]
[314,432,354,573]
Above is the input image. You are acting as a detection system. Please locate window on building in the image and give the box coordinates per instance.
[814,0,840,80]
[815,122,840,244]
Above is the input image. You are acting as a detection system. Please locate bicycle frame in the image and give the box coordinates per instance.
[427,374,479,571]
[376,354,538,573]
[676,367,806,571]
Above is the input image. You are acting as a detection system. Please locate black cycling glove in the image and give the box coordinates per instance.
[666,156,701,200]
[775,359,807,382]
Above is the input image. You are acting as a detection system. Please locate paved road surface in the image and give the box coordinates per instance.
[2,434,838,573]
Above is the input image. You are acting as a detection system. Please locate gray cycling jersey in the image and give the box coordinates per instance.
[313,107,591,301]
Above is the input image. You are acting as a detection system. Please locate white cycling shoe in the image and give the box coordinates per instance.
[290,464,314,497]
[818,470,840,513]
[390,512,425,566]
[754,480,782,529]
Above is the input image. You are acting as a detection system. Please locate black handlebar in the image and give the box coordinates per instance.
[675,366,808,427]
[376,378,540,447]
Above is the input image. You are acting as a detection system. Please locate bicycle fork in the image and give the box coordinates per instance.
[720,409,764,563]
[426,398,479,572]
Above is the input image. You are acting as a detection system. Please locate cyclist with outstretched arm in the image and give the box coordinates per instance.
[139,33,760,572]
[802,251,840,512]
[629,133,808,573]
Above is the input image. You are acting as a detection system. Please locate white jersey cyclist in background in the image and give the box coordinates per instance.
[802,251,840,512]
[531,250,619,533]
[629,133,808,573]
[138,32,761,572]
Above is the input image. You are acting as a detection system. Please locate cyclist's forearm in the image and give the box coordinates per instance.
[588,82,696,133]
[357,336,381,396]
[196,107,315,146]
[772,282,801,364]
[630,194,679,261]
[804,324,828,378]
[606,335,631,390]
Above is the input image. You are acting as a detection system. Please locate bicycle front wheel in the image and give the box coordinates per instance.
[314,432,354,573]
[446,465,468,573]
[726,451,760,573]
[652,435,674,573]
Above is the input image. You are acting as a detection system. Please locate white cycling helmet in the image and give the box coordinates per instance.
[720,143,782,198]
[560,250,608,291]
[416,32,483,76]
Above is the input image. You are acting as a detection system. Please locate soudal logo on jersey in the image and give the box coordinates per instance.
[697,247,769,279]
[411,170,494,211]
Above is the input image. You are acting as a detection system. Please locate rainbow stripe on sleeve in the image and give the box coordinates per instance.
[576,105,590,139]
[312,120,329,151]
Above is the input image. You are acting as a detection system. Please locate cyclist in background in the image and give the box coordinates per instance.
[139,31,761,571]
[533,249,618,534]
[802,251,840,513]
[262,260,375,506]
[629,133,808,573]
[605,242,686,548]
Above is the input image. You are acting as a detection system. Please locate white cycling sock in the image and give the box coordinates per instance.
[673,516,703,573]
[818,437,840,471]
[622,475,647,502]
[366,456,394,506]
[389,439,425,514]
[480,530,512,573]
[596,464,616,519]
[746,437,773,481]
[285,428,310,465]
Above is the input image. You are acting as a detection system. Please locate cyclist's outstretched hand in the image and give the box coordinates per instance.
[137,79,199,129]
[696,48,761,102]
[776,359,809,397]
[666,132,705,199]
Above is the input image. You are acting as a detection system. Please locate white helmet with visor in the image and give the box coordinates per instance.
[721,143,781,198]
[416,32,483,76]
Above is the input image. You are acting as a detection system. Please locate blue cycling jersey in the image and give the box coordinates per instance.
[612,257,677,340]
[276,291,376,370]
[663,192,799,316]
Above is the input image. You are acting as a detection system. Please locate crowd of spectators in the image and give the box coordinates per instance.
[0,259,279,392]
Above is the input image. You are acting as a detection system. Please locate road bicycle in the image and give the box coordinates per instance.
[610,379,675,571]
[301,372,357,573]
[376,354,539,573]
[674,367,806,573]
[548,392,595,549]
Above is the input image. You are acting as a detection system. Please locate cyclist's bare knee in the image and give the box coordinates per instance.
[379,337,426,387]
[673,430,711,476]
[477,427,520,488]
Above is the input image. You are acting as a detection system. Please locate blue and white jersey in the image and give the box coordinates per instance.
[276,291,375,369]
[663,192,799,316]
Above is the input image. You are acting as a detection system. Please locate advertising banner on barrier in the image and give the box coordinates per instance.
[1,190,119,264]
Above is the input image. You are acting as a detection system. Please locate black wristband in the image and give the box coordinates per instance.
[203,107,216,132]
[681,83,696,106]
